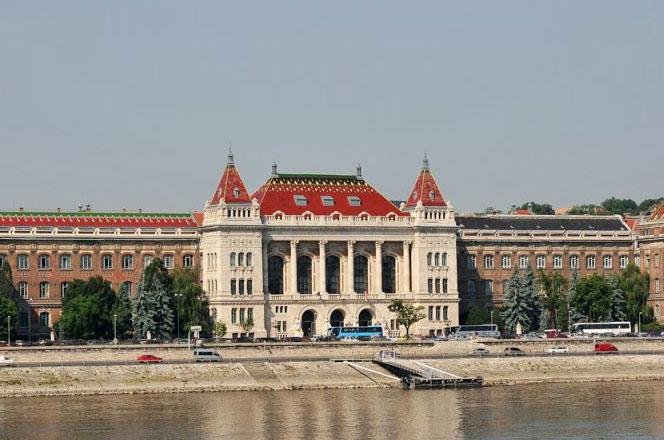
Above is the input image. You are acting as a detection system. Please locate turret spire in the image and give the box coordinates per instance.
[227,145,234,165]
[422,152,429,171]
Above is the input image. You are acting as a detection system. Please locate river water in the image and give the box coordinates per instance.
[1,381,663,439]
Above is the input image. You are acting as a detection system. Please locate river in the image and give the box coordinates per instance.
[1,381,663,439]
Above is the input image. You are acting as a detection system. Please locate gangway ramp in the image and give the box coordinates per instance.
[373,351,483,389]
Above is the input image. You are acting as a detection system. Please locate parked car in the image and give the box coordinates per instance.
[137,354,163,364]
[470,347,490,356]
[595,343,618,353]
[503,347,526,356]
[193,349,222,362]
[0,355,14,367]
[546,346,570,354]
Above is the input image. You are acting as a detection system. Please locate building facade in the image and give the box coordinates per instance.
[201,153,460,339]
[636,204,664,320]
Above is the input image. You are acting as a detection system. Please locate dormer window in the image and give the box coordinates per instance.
[294,195,308,206]
[412,191,418,200]
[348,196,361,206]
[321,196,335,206]
[233,187,240,198]
[429,190,435,200]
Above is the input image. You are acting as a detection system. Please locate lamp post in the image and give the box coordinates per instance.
[639,311,642,334]
[568,309,572,335]
[113,314,117,345]
[7,315,10,347]
[490,310,494,326]
[175,293,183,340]
[27,299,31,344]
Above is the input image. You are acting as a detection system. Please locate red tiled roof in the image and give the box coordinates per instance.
[251,174,407,217]
[191,212,204,226]
[649,203,664,222]
[0,212,198,228]
[209,152,251,205]
[404,159,447,209]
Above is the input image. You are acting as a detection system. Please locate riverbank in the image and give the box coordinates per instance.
[3,354,664,398]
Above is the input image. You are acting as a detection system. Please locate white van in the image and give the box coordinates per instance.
[193,349,222,362]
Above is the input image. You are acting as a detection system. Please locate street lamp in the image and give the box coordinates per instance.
[490,310,494,326]
[113,314,117,344]
[174,293,183,340]
[568,309,572,335]
[639,311,642,334]
[7,315,10,347]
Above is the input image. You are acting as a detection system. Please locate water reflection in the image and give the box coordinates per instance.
[1,381,664,440]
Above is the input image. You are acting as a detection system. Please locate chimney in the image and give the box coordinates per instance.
[56,208,61,213]
[19,207,24,212]
[271,162,278,177]
[356,163,362,179]
[527,202,533,214]
[510,204,516,214]
[138,208,142,213]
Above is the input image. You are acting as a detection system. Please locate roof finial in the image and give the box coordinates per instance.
[356,163,362,179]
[271,161,278,177]
[227,144,234,165]
[422,152,429,171]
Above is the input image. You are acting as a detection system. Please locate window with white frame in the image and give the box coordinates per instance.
[163,254,174,268]
[246,252,253,266]
[80,254,92,270]
[321,196,335,206]
[553,255,563,269]
[603,255,613,269]
[123,281,133,295]
[655,278,660,293]
[586,255,596,269]
[39,312,49,328]
[468,255,476,269]
[347,196,361,206]
[646,255,650,268]
[619,255,629,269]
[502,255,511,269]
[39,281,49,298]
[122,254,134,270]
[61,282,69,297]
[183,254,193,267]
[59,254,72,270]
[442,252,448,266]
[484,255,494,269]
[294,195,308,206]
[434,253,440,266]
[485,280,493,295]
[102,254,113,270]
[536,255,546,269]
[519,255,528,269]
[656,254,660,267]
[427,253,432,266]
[570,255,579,270]
[635,255,640,267]
[18,282,28,299]
[38,254,50,269]
[17,254,29,270]
[143,255,153,268]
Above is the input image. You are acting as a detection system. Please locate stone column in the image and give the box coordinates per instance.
[262,239,269,295]
[375,240,383,294]
[403,240,411,293]
[347,240,355,294]
[319,240,327,293]
[290,240,298,294]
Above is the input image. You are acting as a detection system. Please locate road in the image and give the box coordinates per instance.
[4,349,664,368]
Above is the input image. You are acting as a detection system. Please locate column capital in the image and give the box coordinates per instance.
[290,240,299,247]
[403,240,412,246]
[347,239,356,247]
[319,240,328,246]
[376,240,384,246]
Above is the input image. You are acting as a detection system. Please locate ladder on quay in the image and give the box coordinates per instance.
[373,351,483,389]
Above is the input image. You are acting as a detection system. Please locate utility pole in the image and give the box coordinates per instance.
[113,314,117,344]
[7,315,10,347]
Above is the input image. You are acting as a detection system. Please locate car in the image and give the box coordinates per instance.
[503,347,526,356]
[193,349,222,362]
[595,343,618,353]
[546,346,570,354]
[0,355,14,367]
[137,354,163,363]
[470,347,490,356]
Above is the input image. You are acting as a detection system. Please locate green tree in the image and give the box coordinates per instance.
[388,299,425,337]
[501,266,542,335]
[618,264,651,326]
[601,197,639,215]
[608,275,627,321]
[142,258,172,294]
[214,321,227,339]
[568,269,584,325]
[111,284,133,340]
[537,270,569,329]
[239,316,254,334]
[54,276,116,340]
[518,202,555,215]
[172,267,210,336]
[464,305,491,325]
[571,274,612,322]
[0,262,19,340]
[521,265,543,331]
[151,277,174,339]
[132,282,155,339]
[568,204,603,215]
[639,198,664,212]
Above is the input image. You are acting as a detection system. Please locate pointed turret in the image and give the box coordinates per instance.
[209,149,252,205]
[403,154,447,210]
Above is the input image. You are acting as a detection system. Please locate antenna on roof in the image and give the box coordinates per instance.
[422,152,429,171]
[271,161,278,177]
[227,143,234,165]
[356,163,362,179]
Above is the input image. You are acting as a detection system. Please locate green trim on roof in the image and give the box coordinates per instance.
[276,173,360,180]
[0,211,193,218]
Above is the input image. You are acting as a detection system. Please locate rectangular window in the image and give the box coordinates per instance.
[620,256,629,269]
[40,282,49,298]
[294,195,308,206]
[587,255,596,269]
[468,280,475,295]
[347,196,361,206]
[603,255,613,269]
[435,278,441,294]
[646,255,650,268]
[231,308,237,324]
[468,255,476,269]
[442,278,448,294]
[248,308,253,321]
[536,255,546,269]
[239,308,245,323]
[502,255,511,269]
[427,278,433,294]
[59,254,72,270]
[656,255,660,267]
[60,282,69,297]
[164,254,174,268]
[435,306,441,321]
[122,254,134,270]
[635,255,640,267]
[183,255,193,267]
[321,196,335,206]
[144,255,153,268]
[102,254,113,270]
[18,282,28,299]
[656,278,660,293]
[247,279,253,295]
[484,255,494,269]
[81,254,92,270]
[486,280,493,295]
[39,254,50,269]
[553,255,563,269]
[428,306,433,321]
[19,312,28,328]
[443,306,448,321]
[40,312,49,327]
[519,255,528,269]
[17,254,29,270]
[239,279,245,295]
[0,254,4,267]
[570,255,579,270]
[230,279,236,295]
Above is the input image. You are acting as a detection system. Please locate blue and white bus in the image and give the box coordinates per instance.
[451,324,500,339]
[329,326,383,340]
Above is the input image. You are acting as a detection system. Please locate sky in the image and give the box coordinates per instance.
[1,1,662,214]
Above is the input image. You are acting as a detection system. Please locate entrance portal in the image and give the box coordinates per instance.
[301,310,316,337]
[358,309,373,327]
[330,309,345,328]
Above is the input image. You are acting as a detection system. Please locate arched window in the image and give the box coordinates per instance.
[427,252,432,266]
[382,255,396,293]
[297,256,312,294]
[442,252,448,267]
[267,256,284,294]
[326,256,341,294]
[358,309,372,327]
[230,252,236,267]
[143,255,153,268]
[434,253,440,266]
[238,252,244,266]
[18,282,28,299]
[122,254,134,270]
[123,281,133,295]
[38,254,50,269]
[354,255,368,294]
[39,281,49,298]
[246,252,253,266]
[330,309,345,328]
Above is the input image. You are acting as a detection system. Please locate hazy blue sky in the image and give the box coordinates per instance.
[1,1,662,214]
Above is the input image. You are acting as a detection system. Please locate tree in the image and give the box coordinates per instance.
[521,265,543,331]
[608,275,627,321]
[639,198,664,212]
[518,202,554,215]
[0,262,19,340]
[501,267,541,335]
[571,274,612,322]
[239,316,254,334]
[464,305,491,325]
[54,276,116,340]
[172,267,210,336]
[618,264,651,326]
[388,299,425,337]
[568,204,603,215]
[111,284,133,340]
[142,258,172,295]
[600,197,639,215]
[133,282,155,339]
[151,277,174,339]
[568,269,584,325]
[214,321,227,339]
[537,270,568,330]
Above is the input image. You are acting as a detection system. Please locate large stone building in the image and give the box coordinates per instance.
[1,152,661,340]
[201,153,459,339]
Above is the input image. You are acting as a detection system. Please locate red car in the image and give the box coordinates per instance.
[594,343,618,353]
[137,354,163,364]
